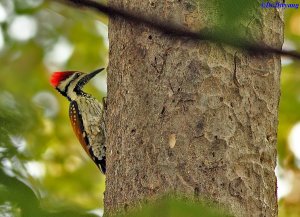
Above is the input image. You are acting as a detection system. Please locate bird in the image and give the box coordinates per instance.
[50,68,106,174]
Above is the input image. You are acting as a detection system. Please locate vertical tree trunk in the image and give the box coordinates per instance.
[105,1,283,216]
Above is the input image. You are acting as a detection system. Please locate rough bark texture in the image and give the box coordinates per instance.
[105,1,283,216]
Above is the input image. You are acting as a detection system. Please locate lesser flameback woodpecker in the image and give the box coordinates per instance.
[50,68,106,174]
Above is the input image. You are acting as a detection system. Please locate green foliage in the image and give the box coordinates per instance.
[0,93,99,217]
[217,0,257,23]
[112,196,232,217]
[277,4,300,166]
[277,63,300,163]
[200,0,259,46]
[0,0,107,216]
[0,169,99,217]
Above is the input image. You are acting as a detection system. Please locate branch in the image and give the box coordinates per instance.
[57,0,300,60]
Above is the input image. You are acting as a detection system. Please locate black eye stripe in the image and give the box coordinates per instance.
[64,73,80,93]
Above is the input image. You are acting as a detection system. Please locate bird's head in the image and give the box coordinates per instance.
[50,68,104,101]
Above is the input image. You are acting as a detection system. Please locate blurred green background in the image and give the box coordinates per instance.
[0,0,300,216]
[0,0,107,216]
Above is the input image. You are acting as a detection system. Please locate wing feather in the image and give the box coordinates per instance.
[69,100,106,174]
[69,101,92,159]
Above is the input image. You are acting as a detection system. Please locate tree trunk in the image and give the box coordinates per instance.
[105,1,283,216]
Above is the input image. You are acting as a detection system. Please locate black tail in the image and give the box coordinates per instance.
[96,157,106,174]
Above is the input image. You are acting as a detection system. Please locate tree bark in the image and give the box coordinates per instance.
[105,1,283,216]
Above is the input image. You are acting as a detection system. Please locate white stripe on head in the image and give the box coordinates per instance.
[57,72,84,100]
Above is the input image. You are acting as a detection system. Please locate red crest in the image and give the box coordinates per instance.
[50,71,76,87]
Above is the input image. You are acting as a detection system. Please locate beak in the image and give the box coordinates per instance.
[78,68,104,88]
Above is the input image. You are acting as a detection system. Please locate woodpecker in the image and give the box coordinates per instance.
[50,68,106,174]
